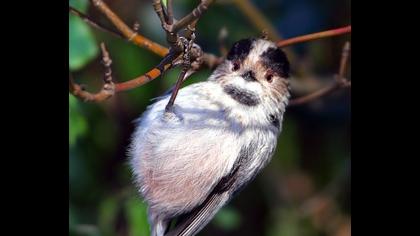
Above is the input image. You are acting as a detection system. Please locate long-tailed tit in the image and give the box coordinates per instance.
[129,38,290,236]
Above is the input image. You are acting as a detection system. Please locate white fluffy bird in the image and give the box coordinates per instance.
[129,38,290,236]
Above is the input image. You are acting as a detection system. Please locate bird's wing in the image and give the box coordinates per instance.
[164,154,245,236]
[164,191,230,236]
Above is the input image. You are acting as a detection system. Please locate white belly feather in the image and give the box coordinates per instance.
[129,82,243,216]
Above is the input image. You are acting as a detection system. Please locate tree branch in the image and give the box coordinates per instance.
[338,42,351,78]
[78,1,351,71]
[150,0,216,109]
[69,43,115,102]
[152,0,167,25]
[70,1,352,103]
[166,0,174,25]
[171,0,215,33]
[278,26,351,48]
[165,66,189,111]
[87,0,218,70]
[163,32,196,109]
[289,42,351,106]
[91,0,169,57]
[152,0,181,51]
[70,45,179,102]
[115,51,178,92]
[69,6,124,39]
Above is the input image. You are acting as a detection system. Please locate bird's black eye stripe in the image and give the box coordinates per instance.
[261,47,290,78]
[227,38,255,61]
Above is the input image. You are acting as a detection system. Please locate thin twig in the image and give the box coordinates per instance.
[70,44,179,101]
[152,0,167,25]
[289,42,351,106]
[184,20,201,73]
[91,0,169,57]
[288,81,350,106]
[165,34,195,110]
[153,0,207,109]
[165,68,189,111]
[167,0,174,25]
[338,42,351,78]
[73,0,221,70]
[171,0,215,33]
[69,6,124,39]
[278,26,351,48]
[152,0,180,50]
[114,68,164,92]
[77,1,351,71]
[71,1,352,102]
[280,25,350,78]
[69,43,115,102]
[71,0,216,103]
[115,52,178,92]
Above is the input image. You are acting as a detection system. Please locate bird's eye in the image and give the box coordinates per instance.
[232,60,240,71]
[265,72,274,83]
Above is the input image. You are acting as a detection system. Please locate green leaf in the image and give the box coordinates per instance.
[69,12,99,71]
[213,207,241,231]
[162,0,167,8]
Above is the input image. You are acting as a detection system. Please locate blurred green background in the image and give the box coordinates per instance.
[69,0,351,235]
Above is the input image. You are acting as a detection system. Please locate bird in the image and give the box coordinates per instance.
[128,37,290,236]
